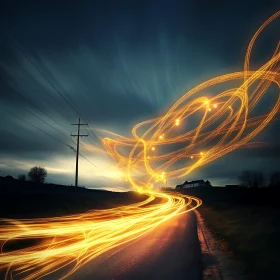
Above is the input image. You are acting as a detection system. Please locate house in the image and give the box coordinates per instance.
[176,179,212,189]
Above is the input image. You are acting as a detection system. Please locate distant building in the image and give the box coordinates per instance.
[176,179,212,189]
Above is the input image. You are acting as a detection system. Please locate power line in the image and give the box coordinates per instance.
[14,43,82,119]
[14,42,103,149]
[0,106,74,149]
[24,108,68,138]
[1,81,71,135]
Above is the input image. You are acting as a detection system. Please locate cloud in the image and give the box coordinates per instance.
[0,0,279,189]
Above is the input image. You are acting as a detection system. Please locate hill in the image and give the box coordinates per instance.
[0,176,146,218]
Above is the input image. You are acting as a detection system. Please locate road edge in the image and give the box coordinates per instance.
[195,210,244,280]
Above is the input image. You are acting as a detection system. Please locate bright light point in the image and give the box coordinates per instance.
[162,172,165,175]
[200,152,204,156]
[147,156,150,159]
[213,104,217,108]
[208,108,211,111]
[191,156,193,159]
[152,147,155,151]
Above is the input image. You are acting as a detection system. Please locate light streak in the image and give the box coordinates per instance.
[92,10,280,190]
[0,11,280,280]
[0,192,201,279]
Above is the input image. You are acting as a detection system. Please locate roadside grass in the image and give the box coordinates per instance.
[199,204,280,280]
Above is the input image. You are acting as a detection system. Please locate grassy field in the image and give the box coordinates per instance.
[199,205,280,280]
[0,177,146,219]
[180,187,280,280]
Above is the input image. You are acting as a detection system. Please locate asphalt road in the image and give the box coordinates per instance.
[66,211,202,280]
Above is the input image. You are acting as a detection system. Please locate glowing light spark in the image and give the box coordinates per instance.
[213,104,217,108]
[1,11,280,280]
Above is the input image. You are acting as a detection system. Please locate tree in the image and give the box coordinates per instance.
[238,170,264,188]
[18,174,26,181]
[252,171,264,188]
[28,166,47,183]
[270,171,280,187]
[238,170,252,188]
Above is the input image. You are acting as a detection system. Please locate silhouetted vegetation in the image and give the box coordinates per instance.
[28,166,47,183]
[269,171,280,187]
[18,174,26,181]
[238,170,264,188]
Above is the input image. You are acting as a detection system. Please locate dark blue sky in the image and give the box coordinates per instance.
[0,1,279,188]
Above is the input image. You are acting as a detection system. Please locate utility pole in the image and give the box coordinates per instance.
[71,118,88,187]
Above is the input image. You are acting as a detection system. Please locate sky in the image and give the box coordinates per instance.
[0,1,279,189]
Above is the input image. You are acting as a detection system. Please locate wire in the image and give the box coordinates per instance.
[0,107,74,150]
[14,43,82,119]
[2,81,71,135]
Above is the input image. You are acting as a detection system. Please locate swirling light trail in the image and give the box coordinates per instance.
[0,10,280,280]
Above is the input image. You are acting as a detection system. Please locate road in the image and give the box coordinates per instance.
[65,211,202,280]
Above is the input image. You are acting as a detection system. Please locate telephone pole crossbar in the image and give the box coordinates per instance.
[71,118,88,187]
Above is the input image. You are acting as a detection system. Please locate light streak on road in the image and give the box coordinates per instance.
[0,10,280,280]
[0,192,201,279]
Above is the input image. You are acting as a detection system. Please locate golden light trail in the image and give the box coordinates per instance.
[0,11,280,280]
[92,10,280,190]
[0,193,201,280]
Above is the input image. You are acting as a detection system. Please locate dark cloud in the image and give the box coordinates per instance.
[0,0,279,187]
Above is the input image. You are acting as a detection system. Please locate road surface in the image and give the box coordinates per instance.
[65,211,202,280]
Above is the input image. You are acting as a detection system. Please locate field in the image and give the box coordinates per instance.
[0,177,146,219]
[180,187,280,280]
